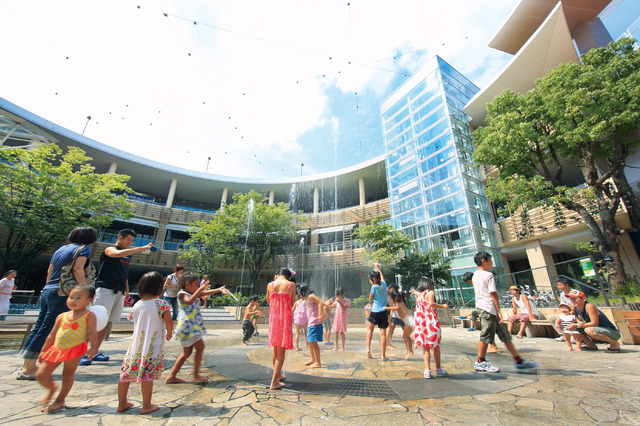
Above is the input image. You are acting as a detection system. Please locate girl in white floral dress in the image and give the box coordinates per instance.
[118,272,173,414]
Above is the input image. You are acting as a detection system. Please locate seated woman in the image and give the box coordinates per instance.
[565,290,621,352]
[507,286,540,338]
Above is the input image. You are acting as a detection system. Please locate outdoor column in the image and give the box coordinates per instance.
[269,190,275,205]
[618,231,640,278]
[107,162,118,173]
[221,188,229,206]
[313,186,319,214]
[501,253,514,286]
[358,177,365,206]
[165,179,178,208]
[524,239,558,292]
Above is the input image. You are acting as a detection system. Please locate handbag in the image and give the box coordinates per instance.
[58,245,96,296]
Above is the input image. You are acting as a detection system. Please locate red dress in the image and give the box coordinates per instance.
[413,291,442,348]
[268,281,294,349]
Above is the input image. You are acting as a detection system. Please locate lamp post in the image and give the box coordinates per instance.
[300,162,304,176]
[82,115,91,135]
[206,156,211,172]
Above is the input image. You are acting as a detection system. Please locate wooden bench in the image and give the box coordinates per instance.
[524,319,559,338]
[3,307,41,348]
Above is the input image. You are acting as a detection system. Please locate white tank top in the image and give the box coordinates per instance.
[514,294,539,316]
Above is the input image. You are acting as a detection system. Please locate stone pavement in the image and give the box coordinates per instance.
[1,326,639,425]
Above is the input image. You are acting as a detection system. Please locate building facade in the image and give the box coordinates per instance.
[380,56,501,284]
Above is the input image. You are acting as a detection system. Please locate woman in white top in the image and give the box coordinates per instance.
[0,270,17,318]
[507,286,540,338]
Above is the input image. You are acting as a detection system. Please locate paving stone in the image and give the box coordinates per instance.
[223,392,257,409]
[227,406,262,426]
[253,402,303,424]
[515,398,554,411]
[333,403,403,418]
[261,398,325,417]
[584,407,618,422]
[473,393,516,404]
[349,411,425,425]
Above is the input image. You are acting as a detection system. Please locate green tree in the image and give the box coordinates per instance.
[183,191,300,293]
[390,250,452,289]
[0,145,134,276]
[473,38,640,292]
[352,217,411,265]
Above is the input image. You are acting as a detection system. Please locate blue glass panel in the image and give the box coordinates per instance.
[386,107,410,129]
[393,193,423,215]
[390,167,419,189]
[413,105,446,136]
[385,117,412,143]
[427,210,470,235]
[422,161,460,187]
[416,132,453,159]
[415,119,449,147]
[424,176,464,201]
[410,83,441,110]
[425,192,467,219]
[412,95,443,123]
[382,98,407,121]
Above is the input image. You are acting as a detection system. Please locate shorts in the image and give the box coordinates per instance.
[391,317,405,328]
[478,310,511,344]
[323,317,332,330]
[180,334,203,347]
[307,324,323,343]
[94,287,125,323]
[367,311,389,329]
[579,326,621,342]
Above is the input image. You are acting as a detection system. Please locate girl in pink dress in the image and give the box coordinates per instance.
[413,277,448,379]
[330,287,350,352]
[266,268,295,390]
[292,285,308,351]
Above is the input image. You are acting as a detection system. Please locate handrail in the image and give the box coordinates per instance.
[555,274,627,308]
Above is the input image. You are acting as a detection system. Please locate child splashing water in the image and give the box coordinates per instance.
[36,285,98,412]
[413,277,448,379]
[165,273,229,384]
[384,287,414,359]
[118,271,173,414]
[330,287,350,352]
[292,285,308,351]
[299,284,332,368]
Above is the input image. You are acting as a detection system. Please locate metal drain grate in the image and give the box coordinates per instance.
[306,378,400,399]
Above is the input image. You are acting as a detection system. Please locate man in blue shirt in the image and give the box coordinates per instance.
[366,263,389,361]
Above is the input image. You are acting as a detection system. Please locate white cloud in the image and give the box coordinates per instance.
[0,0,517,178]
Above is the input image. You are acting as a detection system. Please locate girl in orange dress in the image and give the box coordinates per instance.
[36,285,98,412]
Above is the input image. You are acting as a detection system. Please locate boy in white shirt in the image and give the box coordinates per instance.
[472,252,539,373]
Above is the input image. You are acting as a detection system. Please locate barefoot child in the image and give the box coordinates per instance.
[366,263,389,361]
[292,287,308,350]
[322,298,334,345]
[266,268,296,389]
[331,287,350,352]
[242,296,261,345]
[118,272,173,414]
[555,302,582,351]
[384,287,414,359]
[299,285,332,368]
[36,285,98,412]
[165,273,228,383]
[413,277,447,378]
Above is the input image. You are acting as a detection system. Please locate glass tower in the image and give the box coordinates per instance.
[380,56,501,284]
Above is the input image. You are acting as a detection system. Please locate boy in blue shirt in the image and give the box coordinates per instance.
[366,263,389,361]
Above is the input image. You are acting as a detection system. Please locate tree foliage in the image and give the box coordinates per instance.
[390,250,452,289]
[0,145,134,275]
[352,217,411,265]
[183,191,300,293]
[473,38,640,291]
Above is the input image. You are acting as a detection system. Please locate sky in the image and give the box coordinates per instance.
[0,0,637,179]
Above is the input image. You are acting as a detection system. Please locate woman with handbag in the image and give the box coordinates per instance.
[17,226,97,380]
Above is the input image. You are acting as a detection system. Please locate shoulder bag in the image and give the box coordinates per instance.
[58,245,96,296]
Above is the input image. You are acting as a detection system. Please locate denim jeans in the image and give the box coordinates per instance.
[164,296,178,321]
[20,288,69,359]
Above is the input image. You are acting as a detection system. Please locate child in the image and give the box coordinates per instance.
[36,285,98,413]
[555,302,582,351]
[366,263,389,361]
[266,268,296,390]
[300,285,331,368]
[322,298,334,345]
[165,273,228,383]
[118,271,173,414]
[385,283,403,350]
[384,287,413,359]
[413,277,447,378]
[292,287,308,351]
[472,251,538,373]
[242,296,261,345]
[331,287,350,352]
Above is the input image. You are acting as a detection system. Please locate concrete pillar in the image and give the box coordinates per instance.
[310,234,319,254]
[524,239,558,292]
[618,232,640,279]
[358,177,365,207]
[107,162,118,173]
[269,190,275,205]
[313,186,319,214]
[165,179,178,208]
[500,253,514,287]
[221,188,229,206]
[572,18,613,55]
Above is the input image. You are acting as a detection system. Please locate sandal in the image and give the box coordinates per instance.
[605,347,620,353]
[16,372,36,381]
[580,346,598,351]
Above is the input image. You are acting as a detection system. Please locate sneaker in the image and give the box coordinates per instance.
[79,355,92,366]
[434,368,448,377]
[555,336,565,342]
[92,353,110,362]
[475,360,500,372]
[324,342,334,345]
[424,369,432,379]
[253,332,259,337]
[467,327,475,331]
[514,359,539,370]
